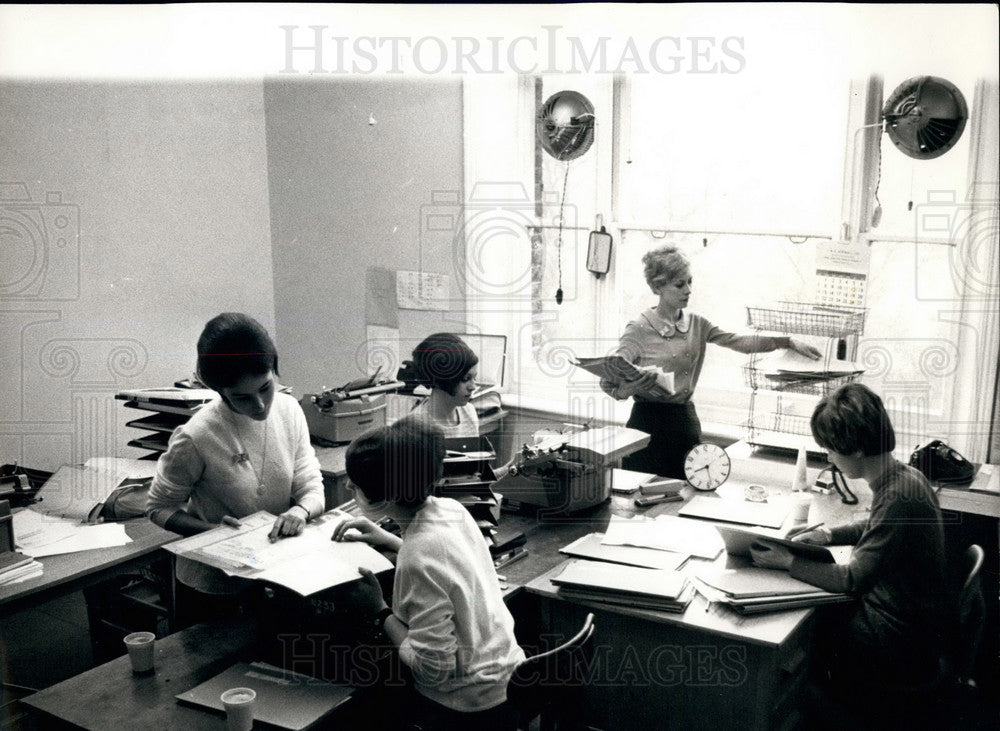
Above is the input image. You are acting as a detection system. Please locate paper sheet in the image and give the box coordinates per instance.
[601,514,723,560]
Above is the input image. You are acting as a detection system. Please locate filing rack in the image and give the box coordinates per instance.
[744,302,867,452]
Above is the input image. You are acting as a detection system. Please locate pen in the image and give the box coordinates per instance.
[786,522,824,539]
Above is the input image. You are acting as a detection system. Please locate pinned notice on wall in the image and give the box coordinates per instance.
[396,271,450,310]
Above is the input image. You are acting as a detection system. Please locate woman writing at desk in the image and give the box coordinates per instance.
[603,245,821,478]
[750,384,946,716]
[147,313,325,620]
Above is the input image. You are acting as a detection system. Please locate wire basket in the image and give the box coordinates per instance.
[742,366,863,396]
[744,412,813,436]
[746,302,866,337]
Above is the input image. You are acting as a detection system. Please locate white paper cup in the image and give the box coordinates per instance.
[792,492,813,523]
[123,631,155,674]
[221,687,256,731]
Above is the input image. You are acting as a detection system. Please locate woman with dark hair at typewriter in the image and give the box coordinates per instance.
[409,332,514,480]
[410,332,481,438]
[146,312,325,624]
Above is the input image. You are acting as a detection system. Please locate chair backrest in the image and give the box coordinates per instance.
[507,612,595,717]
[950,544,985,683]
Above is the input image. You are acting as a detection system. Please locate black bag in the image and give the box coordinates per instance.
[908,440,975,485]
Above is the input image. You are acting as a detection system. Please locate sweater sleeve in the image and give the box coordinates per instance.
[789,510,896,594]
[396,555,460,683]
[146,429,203,528]
[288,400,325,518]
[705,321,790,354]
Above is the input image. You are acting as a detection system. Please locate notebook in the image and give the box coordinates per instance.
[176,661,353,730]
[714,524,836,563]
[552,559,688,600]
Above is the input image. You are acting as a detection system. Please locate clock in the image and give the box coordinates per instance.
[683,442,732,491]
[586,227,613,277]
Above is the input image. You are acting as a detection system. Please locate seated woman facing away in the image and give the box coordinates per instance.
[333,417,524,731]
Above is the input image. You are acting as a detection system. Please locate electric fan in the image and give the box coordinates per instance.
[882,76,968,160]
[536,90,595,161]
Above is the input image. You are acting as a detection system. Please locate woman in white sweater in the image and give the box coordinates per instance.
[147,313,325,615]
[334,418,524,730]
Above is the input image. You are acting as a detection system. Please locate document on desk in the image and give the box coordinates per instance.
[164,510,393,596]
[601,514,723,560]
[560,533,688,571]
[12,508,131,557]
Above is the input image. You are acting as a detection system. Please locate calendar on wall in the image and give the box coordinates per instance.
[815,241,869,308]
[816,269,867,307]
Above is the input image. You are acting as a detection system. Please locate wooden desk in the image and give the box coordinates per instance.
[22,617,258,729]
[0,518,178,617]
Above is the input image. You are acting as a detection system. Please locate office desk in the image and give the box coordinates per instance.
[22,617,259,729]
[520,448,864,731]
[0,518,178,618]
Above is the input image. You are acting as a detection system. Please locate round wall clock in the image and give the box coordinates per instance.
[683,442,732,491]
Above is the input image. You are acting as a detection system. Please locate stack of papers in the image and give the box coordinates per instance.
[754,352,864,387]
[552,559,694,613]
[573,356,675,397]
[0,550,42,584]
[31,458,157,523]
[693,567,851,615]
[601,514,724,560]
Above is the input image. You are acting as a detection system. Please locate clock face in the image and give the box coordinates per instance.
[683,442,732,491]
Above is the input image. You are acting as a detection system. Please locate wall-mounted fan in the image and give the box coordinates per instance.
[535,90,597,305]
[882,76,968,160]
[536,90,595,161]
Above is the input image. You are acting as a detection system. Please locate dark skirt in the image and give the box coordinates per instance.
[622,401,702,479]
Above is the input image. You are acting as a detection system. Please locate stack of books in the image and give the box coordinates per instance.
[551,558,694,613]
[692,567,851,615]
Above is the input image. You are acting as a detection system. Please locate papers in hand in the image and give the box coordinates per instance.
[573,356,675,396]
[164,510,393,596]
[601,514,723,560]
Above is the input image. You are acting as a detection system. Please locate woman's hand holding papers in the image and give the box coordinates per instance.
[332,516,403,552]
[615,370,658,399]
[749,542,795,570]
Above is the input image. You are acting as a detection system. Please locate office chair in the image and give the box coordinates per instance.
[507,612,595,731]
[947,543,985,686]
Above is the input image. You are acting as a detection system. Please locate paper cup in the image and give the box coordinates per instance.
[221,687,256,731]
[123,631,155,674]
[792,492,813,523]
